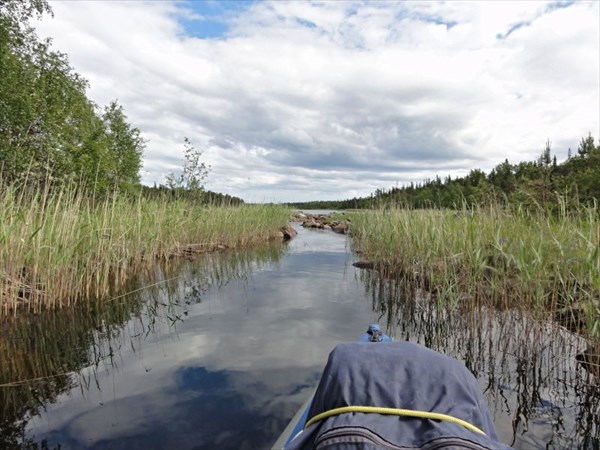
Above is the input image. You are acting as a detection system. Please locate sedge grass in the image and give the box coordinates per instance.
[0,180,292,314]
[349,203,600,339]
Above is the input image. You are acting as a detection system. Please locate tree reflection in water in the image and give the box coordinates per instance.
[360,269,600,449]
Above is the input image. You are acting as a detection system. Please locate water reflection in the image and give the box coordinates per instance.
[3,227,383,449]
[1,241,288,449]
[4,225,598,449]
[361,269,600,449]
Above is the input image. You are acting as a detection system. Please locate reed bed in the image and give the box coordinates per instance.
[349,204,600,339]
[0,181,292,314]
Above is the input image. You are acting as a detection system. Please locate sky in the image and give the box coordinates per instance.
[35,1,600,203]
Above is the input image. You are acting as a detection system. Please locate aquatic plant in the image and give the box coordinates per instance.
[349,202,600,340]
[0,178,292,314]
[359,267,600,447]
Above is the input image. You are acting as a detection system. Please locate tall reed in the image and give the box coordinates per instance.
[349,203,600,338]
[0,179,292,314]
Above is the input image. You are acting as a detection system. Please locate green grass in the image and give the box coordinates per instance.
[0,180,292,314]
[349,204,600,338]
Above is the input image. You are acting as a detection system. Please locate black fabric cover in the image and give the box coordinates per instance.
[287,342,513,450]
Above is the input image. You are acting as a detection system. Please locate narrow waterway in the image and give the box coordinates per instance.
[1,223,598,449]
[4,224,381,449]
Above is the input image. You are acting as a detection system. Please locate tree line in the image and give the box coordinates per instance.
[1,0,238,204]
[1,0,145,194]
[288,135,600,212]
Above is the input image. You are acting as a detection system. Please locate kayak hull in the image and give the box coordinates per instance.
[271,324,391,449]
[271,392,313,450]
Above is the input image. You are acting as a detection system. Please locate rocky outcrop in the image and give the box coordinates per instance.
[294,213,351,235]
[332,222,349,234]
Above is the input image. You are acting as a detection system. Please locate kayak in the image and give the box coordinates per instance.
[272,324,391,450]
[272,324,513,450]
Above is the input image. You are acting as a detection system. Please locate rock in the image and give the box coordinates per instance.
[270,224,297,241]
[303,220,319,228]
[296,213,351,235]
[333,222,348,234]
[353,261,375,269]
[280,224,297,240]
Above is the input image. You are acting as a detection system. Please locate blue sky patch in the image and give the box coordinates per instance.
[546,1,576,13]
[497,0,576,40]
[400,11,458,30]
[496,20,531,40]
[178,0,255,39]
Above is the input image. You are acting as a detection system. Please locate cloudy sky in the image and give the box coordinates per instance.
[36,1,599,203]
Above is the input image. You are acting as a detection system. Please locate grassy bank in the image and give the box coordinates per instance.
[0,181,292,314]
[349,204,600,338]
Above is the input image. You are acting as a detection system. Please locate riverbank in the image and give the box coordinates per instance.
[346,205,599,340]
[0,182,293,314]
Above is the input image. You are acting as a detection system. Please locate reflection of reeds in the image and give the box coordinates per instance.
[0,294,136,449]
[0,243,285,448]
[0,179,292,314]
[360,269,600,448]
[350,204,600,339]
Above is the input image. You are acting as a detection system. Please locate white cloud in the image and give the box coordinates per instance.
[36,0,600,202]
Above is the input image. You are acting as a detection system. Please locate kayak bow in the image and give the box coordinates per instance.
[271,324,391,449]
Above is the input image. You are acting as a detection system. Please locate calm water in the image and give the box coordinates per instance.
[1,224,599,449]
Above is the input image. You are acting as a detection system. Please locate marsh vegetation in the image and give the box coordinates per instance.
[1,1,294,316]
[0,178,292,314]
[2,226,598,449]
[349,204,600,341]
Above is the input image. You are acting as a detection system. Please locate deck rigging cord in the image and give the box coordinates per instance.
[304,405,486,435]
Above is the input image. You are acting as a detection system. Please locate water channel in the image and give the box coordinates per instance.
[1,223,599,449]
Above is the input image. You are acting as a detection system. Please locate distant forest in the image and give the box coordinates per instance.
[288,136,600,212]
[139,184,244,205]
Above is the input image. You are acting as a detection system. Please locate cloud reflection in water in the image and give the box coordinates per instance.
[25,226,379,449]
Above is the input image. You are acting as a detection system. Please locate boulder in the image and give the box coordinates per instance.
[303,220,319,228]
[333,222,348,234]
[281,224,297,240]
